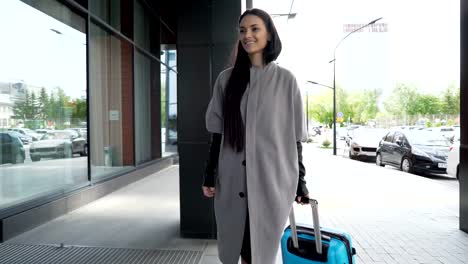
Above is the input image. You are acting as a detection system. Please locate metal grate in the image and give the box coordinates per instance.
[0,244,203,264]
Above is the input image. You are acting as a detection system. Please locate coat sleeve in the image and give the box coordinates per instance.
[203,133,222,187]
[293,78,308,142]
[205,74,225,134]
[296,141,309,196]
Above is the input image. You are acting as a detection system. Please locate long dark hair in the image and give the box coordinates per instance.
[223,8,282,152]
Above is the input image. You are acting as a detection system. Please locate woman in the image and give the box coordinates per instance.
[202,8,309,264]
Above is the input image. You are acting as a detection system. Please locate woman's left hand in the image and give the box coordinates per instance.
[295,194,310,205]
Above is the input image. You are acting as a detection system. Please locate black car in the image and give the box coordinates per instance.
[376,130,450,174]
[0,132,25,164]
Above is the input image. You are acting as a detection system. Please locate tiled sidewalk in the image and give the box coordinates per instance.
[5,144,468,263]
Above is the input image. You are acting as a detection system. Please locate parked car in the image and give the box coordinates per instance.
[66,128,87,139]
[30,130,87,161]
[35,129,53,135]
[425,126,455,141]
[0,132,25,164]
[447,134,460,179]
[8,128,41,142]
[348,128,387,160]
[376,130,450,175]
[7,131,32,145]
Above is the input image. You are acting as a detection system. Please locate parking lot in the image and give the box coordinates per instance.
[294,141,466,264]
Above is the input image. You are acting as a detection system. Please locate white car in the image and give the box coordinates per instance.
[447,134,460,179]
[348,128,388,160]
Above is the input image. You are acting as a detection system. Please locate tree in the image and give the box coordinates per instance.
[440,84,459,115]
[12,93,28,121]
[413,94,440,115]
[38,87,49,121]
[308,90,334,128]
[384,83,419,117]
[348,89,381,124]
[71,97,87,125]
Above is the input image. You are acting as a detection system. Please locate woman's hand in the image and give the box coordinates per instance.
[295,194,310,205]
[202,186,216,197]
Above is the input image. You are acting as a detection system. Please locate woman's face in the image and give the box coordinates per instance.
[239,15,270,56]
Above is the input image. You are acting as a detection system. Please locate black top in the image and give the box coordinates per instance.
[203,133,309,197]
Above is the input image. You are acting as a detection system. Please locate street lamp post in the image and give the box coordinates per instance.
[329,17,382,155]
[306,80,334,139]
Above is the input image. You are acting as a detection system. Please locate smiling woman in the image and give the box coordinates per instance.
[0,0,88,212]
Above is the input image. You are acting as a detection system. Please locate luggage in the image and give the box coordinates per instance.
[281,198,356,264]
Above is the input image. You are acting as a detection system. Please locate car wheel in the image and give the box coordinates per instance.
[376,153,384,167]
[401,157,413,173]
[349,150,355,160]
[80,145,88,156]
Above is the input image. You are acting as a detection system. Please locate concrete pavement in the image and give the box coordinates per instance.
[4,143,468,263]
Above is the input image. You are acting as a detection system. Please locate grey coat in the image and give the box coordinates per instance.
[205,62,307,264]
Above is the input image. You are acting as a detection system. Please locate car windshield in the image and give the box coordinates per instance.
[406,131,450,147]
[43,132,71,140]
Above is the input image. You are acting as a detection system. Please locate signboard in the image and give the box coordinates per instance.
[343,23,388,33]
[109,110,120,121]
[337,112,343,118]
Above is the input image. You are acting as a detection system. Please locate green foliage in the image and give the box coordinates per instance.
[322,139,331,148]
[440,83,459,115]
[348,89,381,124]
[426,121,433,127]
[384,82,460,118]
[12,87,85,129]
[308,91,333,128]
[71,98,87,125]
[434,122,442,127]
[447,119,454,126]
[384,83,419,117]
[413,94,441,115]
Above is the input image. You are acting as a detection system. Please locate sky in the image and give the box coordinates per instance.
[0,0,86,99]
[252,0,460,101]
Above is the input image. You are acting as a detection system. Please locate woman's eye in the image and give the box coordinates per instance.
[252,27,259,32]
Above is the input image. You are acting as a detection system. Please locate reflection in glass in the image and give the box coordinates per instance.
[89,0,121,31]
[89,23,134,181]
[161,49,177,156]
[134,51,154,164]
[0,0,88,210]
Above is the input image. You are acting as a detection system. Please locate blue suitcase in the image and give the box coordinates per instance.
[281,198,356,264]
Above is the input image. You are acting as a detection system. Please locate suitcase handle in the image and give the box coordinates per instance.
[289,198,322,254]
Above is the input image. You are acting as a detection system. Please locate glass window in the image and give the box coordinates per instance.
[134,0,150,51]
[161,49,177,156]
[385,132,394,142]
[89,23,134,181]
[0,0,88,211]
[134,51,157,164]
[89,0,121,31]
[393,133,403,143]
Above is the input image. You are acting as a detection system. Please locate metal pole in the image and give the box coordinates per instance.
[246,0,253,9]
[306,91,309,135]
[333,57,337,155]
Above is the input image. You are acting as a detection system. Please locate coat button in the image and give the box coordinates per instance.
[239,192,245,198]
[242,160,246,166]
